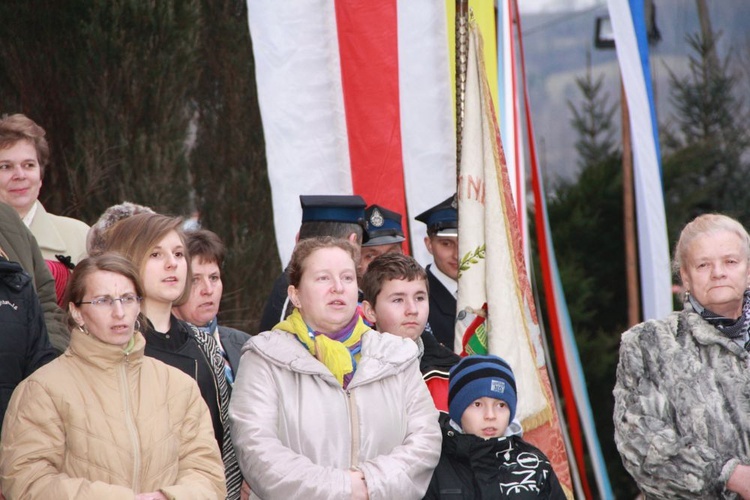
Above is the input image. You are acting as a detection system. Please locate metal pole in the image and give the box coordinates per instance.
[455,0,469,173]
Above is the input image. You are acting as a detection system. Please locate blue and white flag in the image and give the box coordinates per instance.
[607,0,672,320]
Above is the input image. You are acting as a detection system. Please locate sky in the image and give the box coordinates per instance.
[519,0,750,182]
[519,0,604,15]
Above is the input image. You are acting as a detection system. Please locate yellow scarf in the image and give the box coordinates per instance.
[123,335,136,354]
[275,309,370,386]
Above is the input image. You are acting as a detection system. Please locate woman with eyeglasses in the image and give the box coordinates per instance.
[98,212,242,499]
[0,254,226,499]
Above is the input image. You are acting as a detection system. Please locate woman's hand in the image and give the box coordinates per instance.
[349,469,369,500]
[727,464,750,499]
[135,492,168,500]
[240,480,251,500]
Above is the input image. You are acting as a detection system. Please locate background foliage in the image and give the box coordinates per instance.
[0,0,278,331]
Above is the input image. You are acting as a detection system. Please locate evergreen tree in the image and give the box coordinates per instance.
[543,159,634,499]
[0,0,202,220]
[545,28,750,498]
[0,1,278,331]
[567,54,618,171]
[662,31,750,240]
[190,0,278,331]
[535,63,636,497]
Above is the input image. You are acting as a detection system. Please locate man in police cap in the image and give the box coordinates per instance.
[258,194,367,332]
[359,204,406,275]
[415,194,458,348]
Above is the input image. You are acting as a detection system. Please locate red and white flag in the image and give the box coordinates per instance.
[246,0,457,266]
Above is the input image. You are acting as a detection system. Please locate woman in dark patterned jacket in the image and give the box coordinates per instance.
[615,213,750,499]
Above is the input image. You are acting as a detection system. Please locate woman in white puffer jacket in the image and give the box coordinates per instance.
[229,237,441,500]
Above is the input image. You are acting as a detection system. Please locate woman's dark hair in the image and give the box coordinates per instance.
[185,229,226,267]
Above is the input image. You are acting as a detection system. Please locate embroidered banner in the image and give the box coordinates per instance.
[455,21,573,497]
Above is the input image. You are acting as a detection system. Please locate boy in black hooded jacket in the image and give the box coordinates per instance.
[424,355,566,499]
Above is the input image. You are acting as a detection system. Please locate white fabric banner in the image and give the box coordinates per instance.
[398,1,457,266]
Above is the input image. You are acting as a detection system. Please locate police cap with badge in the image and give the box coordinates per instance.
[363,205,406,247]
[415,194,458,237]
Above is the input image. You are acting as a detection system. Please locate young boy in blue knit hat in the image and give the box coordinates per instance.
[424,355,565,499]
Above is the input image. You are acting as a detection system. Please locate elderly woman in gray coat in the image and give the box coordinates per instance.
[229,237,440,500]
[614,213,750,499]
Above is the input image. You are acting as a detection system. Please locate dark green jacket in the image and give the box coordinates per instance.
[0,202,69,351]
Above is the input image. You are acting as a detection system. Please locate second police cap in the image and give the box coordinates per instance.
[363,205,406,247]
[299,195,367,224]
[415,194,458,237]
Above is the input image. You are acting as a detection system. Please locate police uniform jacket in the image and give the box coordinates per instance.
[258,271,290,333]
[420,331,460,412]
[426,265,457,348]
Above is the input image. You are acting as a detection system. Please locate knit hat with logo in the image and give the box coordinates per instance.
[448,354,517,425]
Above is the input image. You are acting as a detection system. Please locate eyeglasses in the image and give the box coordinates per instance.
[77,294,142,308]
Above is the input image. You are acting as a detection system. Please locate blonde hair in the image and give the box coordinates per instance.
[101,212,192,305]
[287,237,359,288]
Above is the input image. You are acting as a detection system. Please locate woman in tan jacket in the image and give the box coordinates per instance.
[0,254,226,500]
[229,237,441,500]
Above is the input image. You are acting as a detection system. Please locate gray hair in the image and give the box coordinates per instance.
[86,201,156,256]
[672,213,750,282]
